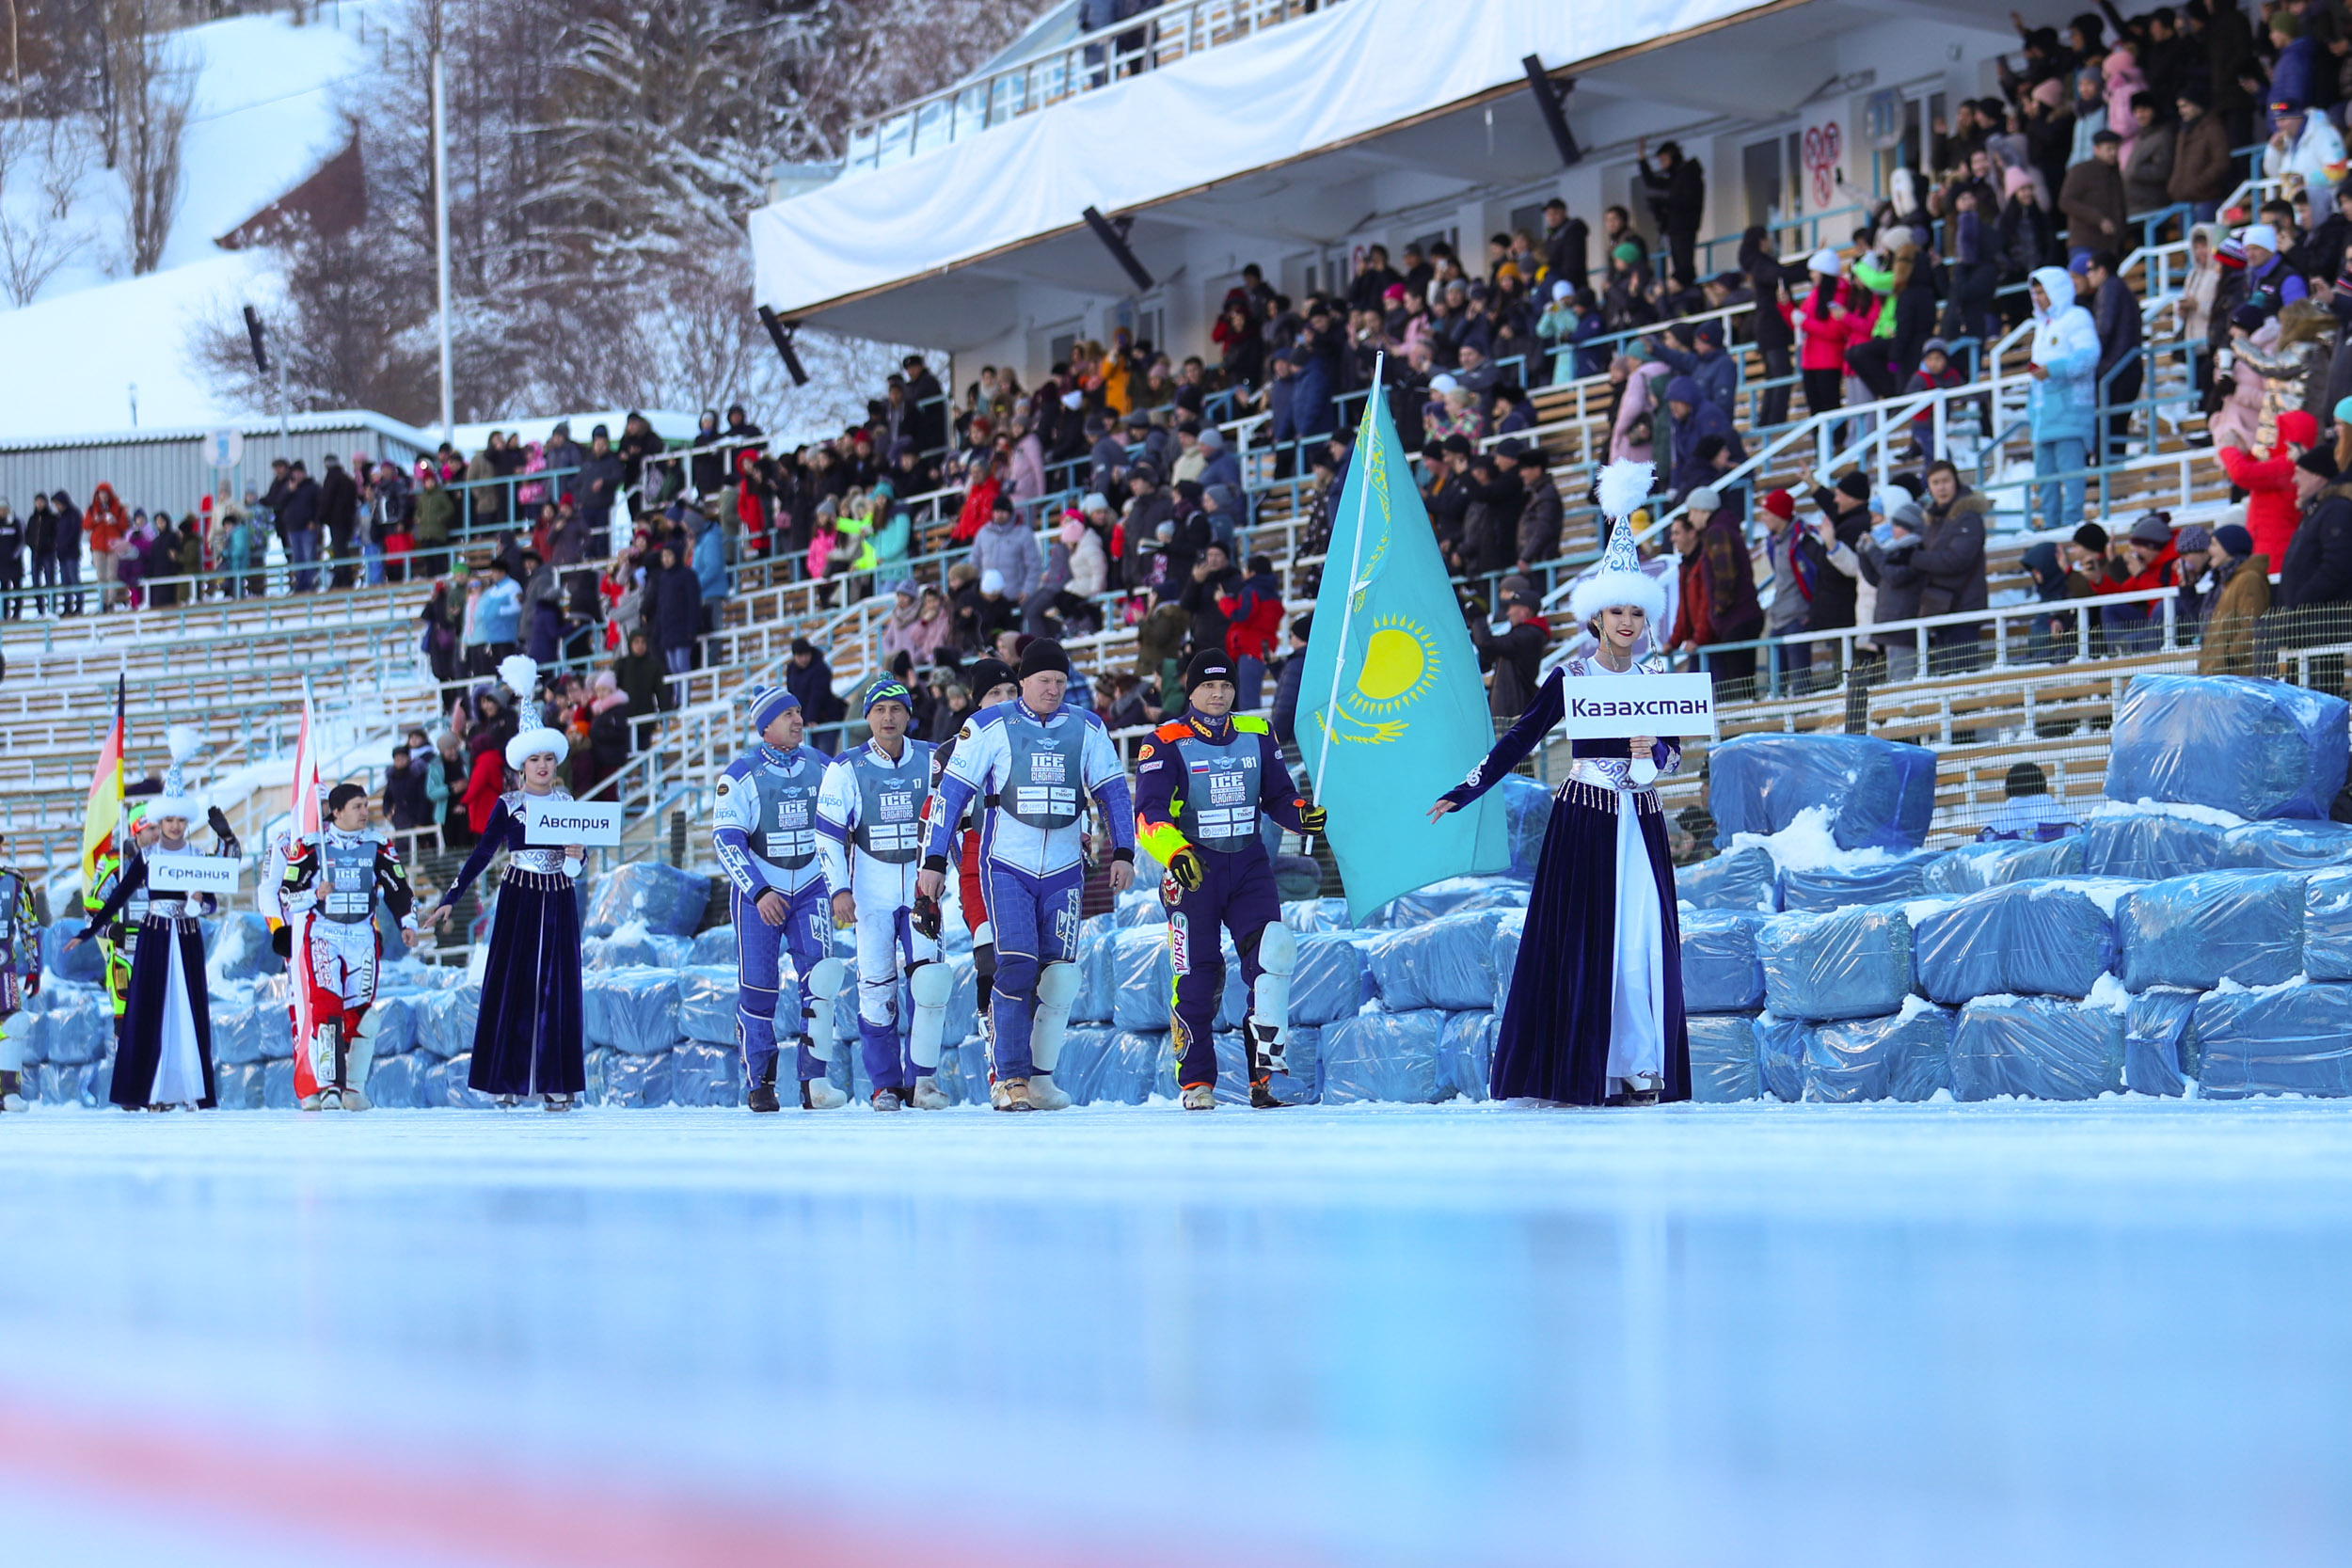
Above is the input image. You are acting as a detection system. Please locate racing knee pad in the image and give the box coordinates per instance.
[1030,960,1081,1072]
[1250,923,1297,1053]
[907,959,952,1070]
[803,958,847,1061]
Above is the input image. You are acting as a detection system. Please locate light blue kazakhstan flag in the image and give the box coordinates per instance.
[1301,356,1513,922]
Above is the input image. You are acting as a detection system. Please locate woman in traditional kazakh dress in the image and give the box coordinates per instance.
[1430,463,1689,1106]
[70,797,223,1110]
[424,701,588,1110]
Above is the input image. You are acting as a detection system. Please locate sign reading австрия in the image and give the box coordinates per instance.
[1556,672,1721,740]
[521,796,626,847]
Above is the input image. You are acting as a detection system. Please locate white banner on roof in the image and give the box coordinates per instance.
[750,0,1781,317]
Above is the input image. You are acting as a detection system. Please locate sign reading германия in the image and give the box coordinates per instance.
[1556,672,1721,740]
[520,796,626,847]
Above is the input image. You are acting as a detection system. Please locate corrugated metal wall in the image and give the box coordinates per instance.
[0,420,433,516]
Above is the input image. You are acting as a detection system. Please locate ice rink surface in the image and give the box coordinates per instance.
[4,1099,2351,1567]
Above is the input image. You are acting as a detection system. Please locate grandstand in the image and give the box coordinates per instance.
[0,0,2305,938]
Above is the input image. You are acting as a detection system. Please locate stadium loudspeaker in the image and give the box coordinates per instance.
[757,305,811,387]
[1522,55,1581,168]
[1082,205,1156,294]
[242,305,270,374]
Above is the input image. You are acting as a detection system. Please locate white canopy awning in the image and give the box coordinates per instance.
[751,0,1788,323]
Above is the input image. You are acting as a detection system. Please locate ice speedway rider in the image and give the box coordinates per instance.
[1135,647,1327,1111]
[712,682,849,1113]
[920,638,1135,1113]
[817,679,949,1111]
[277,781,428,1111]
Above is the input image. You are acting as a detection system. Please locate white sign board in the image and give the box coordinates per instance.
[1798,101,1848,214]
[148,852,239,895]
[521,796,625,847]
[1557,672,1721,741]
[204,426,245,469]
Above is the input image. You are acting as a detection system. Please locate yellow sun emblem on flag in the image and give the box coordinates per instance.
[1323,614,1437,744]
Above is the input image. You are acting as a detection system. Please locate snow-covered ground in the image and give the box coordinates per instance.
[0,8,378,436]
[4,1100,2351,1565]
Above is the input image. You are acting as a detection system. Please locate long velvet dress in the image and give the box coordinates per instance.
[1442,657,1690,1106]
[436,789,586,1099]
[79,846,220,1109]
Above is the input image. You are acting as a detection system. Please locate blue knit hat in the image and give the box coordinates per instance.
[864,679,914,717]
[748,685,800,735]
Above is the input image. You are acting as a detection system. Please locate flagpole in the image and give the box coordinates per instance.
[1312,351,1383,808]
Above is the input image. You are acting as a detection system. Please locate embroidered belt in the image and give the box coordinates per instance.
[501,866,575,891]
[1555,779,1661,816]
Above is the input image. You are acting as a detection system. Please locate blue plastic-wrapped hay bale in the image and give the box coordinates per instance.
[1920,837,2087,896]
[208,911,283,981]
[592,927,693,970]
[601,1048,675,1107]
[369,994,420,1058]
[1109,926,1172,1032]
[1073,921,1117,1023]
[1496,774,1553,880]
[2104,673,2350,820]
[2123,987,2201,1098]
[209,1004,262,1067]
[675,966,737,1045]
[1756,1015,1805,1101]
[1687,1013,1762,1102]
[1913,880,2124,1004]
[669,1042,742,1107]
[1681,911,1768,1013]
[2307,869,2352,981]
[1320,1008,1447,1103]
[2118,870,2305,992]
[583,967,680,1055]
[1674,845,1780,912]
[1756,904,1915,1022]
[1487,911,1523,1012]
[2192,981,2352,1098]
[584,862,712,939]
[689,926,736,966]
[1290,932,1366,1026]
[1950,995,2124,1101]
[1096,1031,1167,1105]
[1780,849,1947,914]
[252,998,295,1060]
[1805,1000,1952,1102]
[41,920,104,984]
[1709,733,1937,852]
[2081,812,2228,881]
[360,1053,420,1110]
[1438,1011,1493,1102]
[1368,910,1506,1012]
[1051,1026,1113,1104]
[262,1057,299,1108]
[2218,819,2352,871]
[1280,897,1352,933]
[211,1059,262,1109]
[945,954,979,1046]
[414,985,479,1060]
[34,990,109,1066]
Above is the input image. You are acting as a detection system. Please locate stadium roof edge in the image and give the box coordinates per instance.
[751,0,1813,324]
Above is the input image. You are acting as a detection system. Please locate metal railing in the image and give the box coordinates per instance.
[843,0,1356,171]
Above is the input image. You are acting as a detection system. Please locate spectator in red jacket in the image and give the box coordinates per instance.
[1219,553,1285,710]
[2216,408,2316,567]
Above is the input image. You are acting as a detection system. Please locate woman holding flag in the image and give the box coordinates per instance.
[1428,461,1690,1107]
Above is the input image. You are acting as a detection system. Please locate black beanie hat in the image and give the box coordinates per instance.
[966,657,1015,697]
[1184,647,1237,693]
[1018,638,1072,679]
[1836,470,1873,501]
